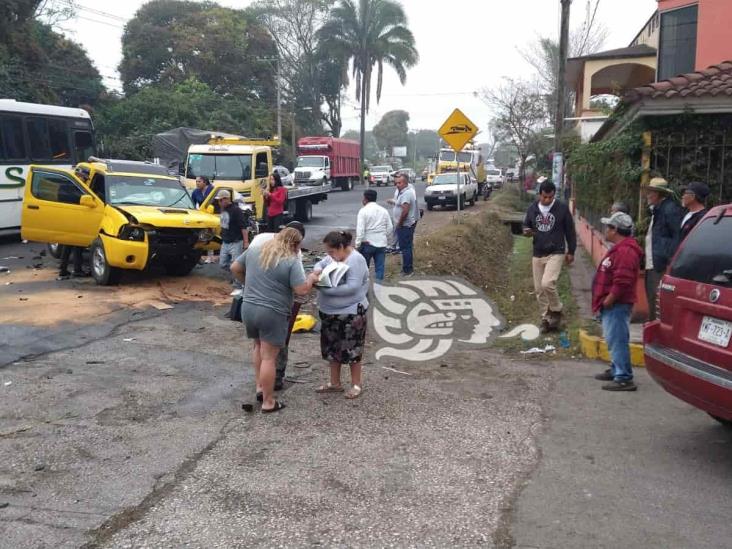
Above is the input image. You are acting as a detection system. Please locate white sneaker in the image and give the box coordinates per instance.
[230,289,243,297]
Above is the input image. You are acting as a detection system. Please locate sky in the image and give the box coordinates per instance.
[58,0,658,136]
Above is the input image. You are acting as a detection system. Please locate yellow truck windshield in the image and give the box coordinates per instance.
[187,153,253,181]
[107,176,194,209]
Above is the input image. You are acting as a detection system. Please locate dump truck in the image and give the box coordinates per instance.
[294,136,360,191]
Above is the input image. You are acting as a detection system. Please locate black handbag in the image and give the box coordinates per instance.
[229,295,243,322]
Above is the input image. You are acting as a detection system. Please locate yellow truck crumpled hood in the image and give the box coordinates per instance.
[115,206,220,229]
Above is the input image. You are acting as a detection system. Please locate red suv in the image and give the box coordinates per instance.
[644,204,732,427]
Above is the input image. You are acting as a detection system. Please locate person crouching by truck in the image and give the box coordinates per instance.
[264,171,287,233]
[216,189,250,296]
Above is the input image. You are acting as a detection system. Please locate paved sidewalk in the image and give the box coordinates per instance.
[510,361,732,549]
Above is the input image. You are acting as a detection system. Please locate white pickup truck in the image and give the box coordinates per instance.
[369,165,393,186]
[424,172,478,210]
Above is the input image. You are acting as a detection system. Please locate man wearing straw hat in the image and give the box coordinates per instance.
[643,177,682,320]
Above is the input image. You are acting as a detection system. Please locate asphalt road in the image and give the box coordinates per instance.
[302,180,426,249]
[1,188,731,547]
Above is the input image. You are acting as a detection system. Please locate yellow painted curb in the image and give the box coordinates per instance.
[579,329,601,359]
[579,330,645,368]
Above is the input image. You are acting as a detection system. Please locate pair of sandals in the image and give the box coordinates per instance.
[316,383,362,399]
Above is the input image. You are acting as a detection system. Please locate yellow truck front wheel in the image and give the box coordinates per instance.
[91,238,121,286]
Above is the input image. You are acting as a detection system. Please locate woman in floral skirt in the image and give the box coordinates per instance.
[310,231,370,399]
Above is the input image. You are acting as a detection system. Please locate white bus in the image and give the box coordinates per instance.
[0,99,95,235]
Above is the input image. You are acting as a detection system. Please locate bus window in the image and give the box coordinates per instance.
[0,116,27,160]
[48,119,71,161]
[74,131,94,163]
[26,118,52,160]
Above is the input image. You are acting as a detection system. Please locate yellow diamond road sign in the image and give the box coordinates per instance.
[438,108,478,152]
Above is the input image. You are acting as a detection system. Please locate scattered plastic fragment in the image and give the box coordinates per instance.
[499,324,541,341]
[520,345,557,355]
[122,338,136,342]
[3,381,11,387]
[381,366,412,376]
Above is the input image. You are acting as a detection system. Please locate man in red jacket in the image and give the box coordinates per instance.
[591,212,643,392]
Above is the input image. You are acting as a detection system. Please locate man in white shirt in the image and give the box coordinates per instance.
[356,189,393,281]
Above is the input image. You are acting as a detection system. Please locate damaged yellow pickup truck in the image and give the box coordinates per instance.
[21,158,220,285]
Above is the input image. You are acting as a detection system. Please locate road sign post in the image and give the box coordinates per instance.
[438,108,478,223]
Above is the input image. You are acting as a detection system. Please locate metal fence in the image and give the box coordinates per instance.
[649,123,732,206]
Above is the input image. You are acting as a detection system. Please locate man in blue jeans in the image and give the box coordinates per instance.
[356,189,393,281]
[390,173,418,276]
[591,212,643,391]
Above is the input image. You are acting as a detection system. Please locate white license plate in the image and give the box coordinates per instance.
[698,316,732,348]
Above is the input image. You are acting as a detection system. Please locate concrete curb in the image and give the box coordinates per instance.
[579,329,646,368]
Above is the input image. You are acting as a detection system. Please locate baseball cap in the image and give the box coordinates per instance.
[214,189,231,201]
[682,181,710,200]
[601,211,634,231]
[284,220,305,237]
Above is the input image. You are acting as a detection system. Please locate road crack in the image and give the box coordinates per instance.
[80,416,239,548]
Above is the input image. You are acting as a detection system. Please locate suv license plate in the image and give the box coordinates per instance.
[698,316,732,348]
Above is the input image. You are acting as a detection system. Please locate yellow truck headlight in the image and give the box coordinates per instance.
[198,228,215,242]
[119,225,146,241]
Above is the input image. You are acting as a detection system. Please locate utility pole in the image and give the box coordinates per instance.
[554,0,572,189]
[555,0,571,152]
[276,57,282,142]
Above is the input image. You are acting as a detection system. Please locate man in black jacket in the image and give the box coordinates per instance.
[644,178,682,321]
[523,180,577,332]
[680,181,709,241]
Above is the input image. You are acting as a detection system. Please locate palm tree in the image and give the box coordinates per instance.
[318,0,418,184]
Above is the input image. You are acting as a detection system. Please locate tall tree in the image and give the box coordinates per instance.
[481,79,548,184]
[0,1,103,107]
[95,79,272,160]
[120,0,277,103]
[253,0,336,133]
[372,109,409,154]
[318,0,418,183]
[317,53,348,136]
[413,129,440,159]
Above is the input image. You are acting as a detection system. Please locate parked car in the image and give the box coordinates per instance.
[505,168,517,181]
[424,172,478,210]
[370,165,393,186]
[644,204,732,427]
[486,168,503,189]
[273,165,294,186]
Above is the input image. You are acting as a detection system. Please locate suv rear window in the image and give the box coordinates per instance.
[670,214,732,285]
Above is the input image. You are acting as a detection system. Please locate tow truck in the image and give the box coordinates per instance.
[159,129,332,223]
